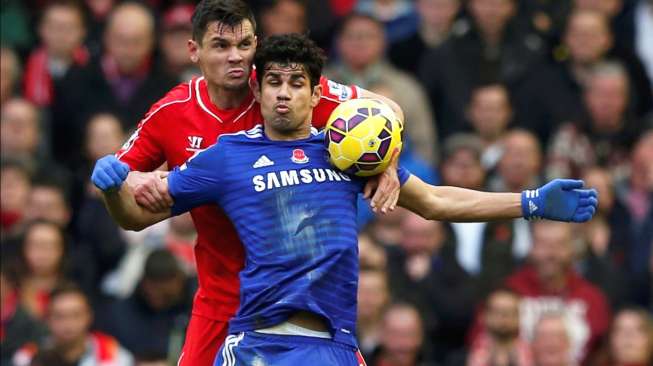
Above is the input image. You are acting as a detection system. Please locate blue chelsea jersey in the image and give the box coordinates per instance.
[167,124,410,347]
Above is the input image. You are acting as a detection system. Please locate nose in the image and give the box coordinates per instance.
[227,46,243,63]
[277,83,291,100]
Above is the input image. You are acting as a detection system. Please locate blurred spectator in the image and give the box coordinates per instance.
[634,0,653,82]
[530,312,577,366]
[440,134,522,299]
[23,0,88,108]
[356,0,419,44]
[464,288,532,366]
[326,13,437,165]
[164,213,197,275]
[19,220,68,319]
[135,353,169,366]
[0,159,32,237]
[0,260,47,365]
[612,129,653,307]
[389,0,461,75]
[96,249,192,357]
[386,213,474,361]
[515,9,652,143]
[359,231,388,270]
[547,62,641,180]
[506,221,611,363]
[363,207,407,247]
[594,307,653,366]
[24,178,71,230]
[160,4,200,82]
[419,0,544,140]
[51,1,176,170]
[12,282,134,366]
[368,303,435,366]
[491,129,542,193]
[83,0,117,55]
[358,265,391,360]
[1,46,21,106]
[0,98,41,166]
[259,0,307,37]
[465,83,512,171]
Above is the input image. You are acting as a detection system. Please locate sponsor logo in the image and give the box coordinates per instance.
[529,200,538,214]
[253,155,275,168]
[252,168,351,192]
[187,135,204,150]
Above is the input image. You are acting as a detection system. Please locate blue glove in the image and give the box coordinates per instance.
[91,155,130,192]
[521,179,598,223]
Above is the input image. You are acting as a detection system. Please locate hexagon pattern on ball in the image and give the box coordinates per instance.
[324,98,403,177]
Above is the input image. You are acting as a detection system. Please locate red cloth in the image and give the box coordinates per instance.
[177,314,229,366]
[23,46,88,106]
[115,75,360,324]
[506,266,611,362]
[466,333,533,366]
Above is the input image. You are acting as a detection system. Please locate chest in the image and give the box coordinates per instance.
[163,107,264,168]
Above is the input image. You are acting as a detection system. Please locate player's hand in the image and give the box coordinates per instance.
[91,155,130,192]
[127,171,173,213]
[364,148,401,214]
[521,179,598,223]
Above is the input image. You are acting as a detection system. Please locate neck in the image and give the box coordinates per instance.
[60,337,87,362]
[27,273,59,289]
[207,82,250,109]
[541,272,567,292]
[420,23,449,47]
[264,121,312,141]
[480,28,504,46]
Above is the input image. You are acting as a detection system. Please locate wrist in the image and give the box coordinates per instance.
[521,188,542,220]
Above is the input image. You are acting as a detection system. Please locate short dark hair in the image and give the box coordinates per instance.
[191,0,257,44]
[49,281,90,309]
[143,249,183,282]
[254,33,325,89]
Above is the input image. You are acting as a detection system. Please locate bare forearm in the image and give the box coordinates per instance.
[101,185,169,231]
[425,186,522,222]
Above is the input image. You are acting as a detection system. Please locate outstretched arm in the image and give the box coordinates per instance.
[92,155,171,231]
[399,175,597,223]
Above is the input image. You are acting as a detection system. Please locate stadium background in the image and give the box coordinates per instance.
[1,0,652,365]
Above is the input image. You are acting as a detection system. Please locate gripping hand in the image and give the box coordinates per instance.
[91,155,130,192]
[521,179,598,223]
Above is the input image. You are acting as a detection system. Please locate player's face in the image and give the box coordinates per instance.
[189,20,256,92]
[256,63,321,136]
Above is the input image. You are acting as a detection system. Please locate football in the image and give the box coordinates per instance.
[324,99,403,177]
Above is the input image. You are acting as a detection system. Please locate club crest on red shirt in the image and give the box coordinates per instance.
[291,149,309,164]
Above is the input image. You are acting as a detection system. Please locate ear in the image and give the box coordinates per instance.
[188,39,199,63]
[251,78,261,102]
[311,84,322,108]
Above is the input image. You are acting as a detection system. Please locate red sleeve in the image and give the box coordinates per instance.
[115,115,164,171]
[115,81,189,171]
[311,76,361,129]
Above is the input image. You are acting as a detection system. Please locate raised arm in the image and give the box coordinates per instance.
[92,155,171,231]
[399,175,598,223]
[358,88,405,125]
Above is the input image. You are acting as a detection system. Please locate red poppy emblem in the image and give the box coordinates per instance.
[291,149,309,164]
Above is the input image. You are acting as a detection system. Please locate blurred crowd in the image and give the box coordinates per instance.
[1,0,652,365]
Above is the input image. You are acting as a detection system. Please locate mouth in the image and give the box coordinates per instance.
[275,104,290,114]
[227,68,245,78]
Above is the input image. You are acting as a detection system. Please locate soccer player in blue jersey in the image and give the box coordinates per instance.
[92,34,598,365]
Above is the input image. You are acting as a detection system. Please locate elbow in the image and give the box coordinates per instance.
[114,216,149,232]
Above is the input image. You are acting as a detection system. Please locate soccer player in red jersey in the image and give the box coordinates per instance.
[114,1,403,365]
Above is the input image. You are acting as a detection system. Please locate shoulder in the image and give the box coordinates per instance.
[216,124,264,144]
[141,78,195,121]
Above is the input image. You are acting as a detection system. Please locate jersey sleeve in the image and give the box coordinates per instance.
[311,76,361,129]
[167,146,224,216]
[398,166,411,186]
[115,107,166,171]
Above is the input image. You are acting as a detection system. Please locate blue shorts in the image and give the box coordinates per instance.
[213,332,365,366]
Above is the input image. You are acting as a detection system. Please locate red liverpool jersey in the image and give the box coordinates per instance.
[116,76,360,321]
